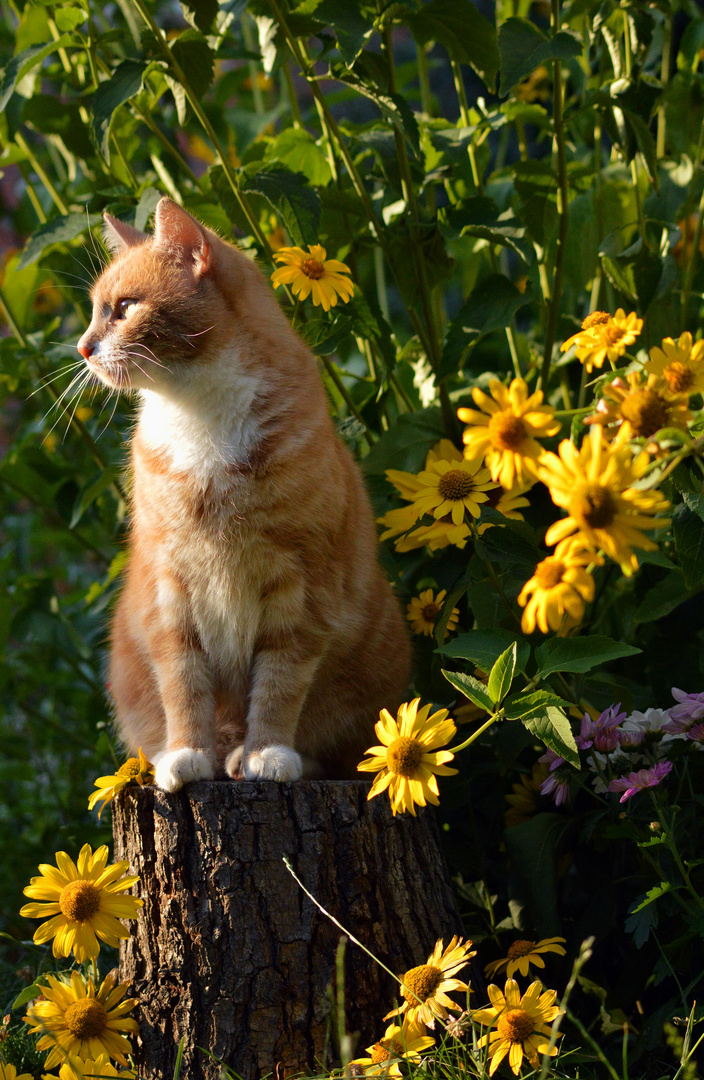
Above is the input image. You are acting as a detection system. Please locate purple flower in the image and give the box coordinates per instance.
[540,771,571,806]
[664,688,704,734]
[685,723,704,744]
[538,748,564,772]
[607,761,673,803]
[576,704,627,753]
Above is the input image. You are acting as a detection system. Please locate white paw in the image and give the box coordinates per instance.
[224,745,244,779]
[154,748,214,792]
[243,745,303,782]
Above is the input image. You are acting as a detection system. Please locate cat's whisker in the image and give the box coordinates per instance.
[50,267,91,289]
[42,371,93,440]
[28,365,86,399]
[129,359,154,383]
[62,370,99,441]
[39,368,89,424]
[128,342,168,368]
[181,325,217,338]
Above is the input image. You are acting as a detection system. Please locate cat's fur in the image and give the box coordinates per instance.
[76,198,410,791]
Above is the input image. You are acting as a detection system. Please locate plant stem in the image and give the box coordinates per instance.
[15,131,69,215]
[680,180,704,328]
[320,356,374,448]
[449,713,500,754]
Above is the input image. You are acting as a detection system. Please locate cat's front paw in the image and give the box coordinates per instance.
[155,748,214,792]
[243,745,303,782]
[224,745,244,780]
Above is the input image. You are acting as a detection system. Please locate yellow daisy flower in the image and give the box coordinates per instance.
[477,481,533,536]
[88,747,155,820]
[411,458,497,525]
[426,438,464,465]
[395,515,471,552]
[0,1066,34,1080]
[517,542,599,635]
[504,762,549,827]
[386,936,476,1027]
[358,698,457,816]
[473,979,561,1076]
[560,309,643,372]
[587,370,692,441]
[350,1020,435,1076]
[539,426,671,577]
[484,937,567,980]
[20,844,142,963]
[378,441,467,549]
[458,379,561,490]
[645,332,704,397]
[406,589,459,638]
[42,1053,136,1079]
[24,973,138,1069]
[270,244,354,311]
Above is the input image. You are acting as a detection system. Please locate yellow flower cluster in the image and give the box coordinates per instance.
[88,747,155,819]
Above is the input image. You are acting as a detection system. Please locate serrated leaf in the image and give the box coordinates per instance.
[264,127,332,187]
[498,18,582,96]
[631,882,677,913]
[171,29,215,99]
[240,163,320,246]
[92,59,148,159]
[335,70,420,157]
[475,524,539,570]
[522,706,580,768]
[363,407,445,475]
[504,689,571,721]
[407,0,499,91]
[442,198,532,262]
[436,629,530,674]
[311,0,372,66]
[54,7,85,31]
[18,213,98,269]
[439,274,528,378]
[299,315,355,355]
[164,72,187,125]
[488,643,517,706]
[0,35,73,111]
[442,669,493,714]
[179,0,218,33]
[534,635,642,677]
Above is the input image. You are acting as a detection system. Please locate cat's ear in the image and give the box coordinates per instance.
[153,197,211,279]
[103,214,148,254]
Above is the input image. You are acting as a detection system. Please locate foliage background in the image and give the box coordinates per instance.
[1,0,704,1075]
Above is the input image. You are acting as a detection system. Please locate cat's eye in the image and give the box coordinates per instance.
[115,298,138,319]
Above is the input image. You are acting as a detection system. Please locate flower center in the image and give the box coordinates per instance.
[571,484,616,530]
[437,469,474,500]
[64,999,108,1039]
[605,325,626,347]
[371,1038,403,1064]
[402,964,443,1004]
[488,412,526,452]
[581,311,610,330]
[662,362,694,395]
[496,1007,535,1044]
[387,736,424,777]
[421,603,439,623]
[59,880,101,922]
[507,939,536,960]
[620,388,668,437]
[117,757,142,778]
[302,258,325,280]
[534,558,565,590]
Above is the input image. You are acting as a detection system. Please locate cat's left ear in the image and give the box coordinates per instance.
[153,197,211,279]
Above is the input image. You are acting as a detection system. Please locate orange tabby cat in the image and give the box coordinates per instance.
[76,197,410,791]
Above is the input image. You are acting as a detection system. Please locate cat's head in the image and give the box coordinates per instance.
[77,198,245,392]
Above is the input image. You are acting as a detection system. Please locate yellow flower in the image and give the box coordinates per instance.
[412,458,497,525]
[560,309,643,372]
[644,332,704,397]
[0,1066,35,1080]
[271,244,354,311]
[351,1020,435,1076]
[517,542,599,635]
[484,937,566,980]
[358,698,457,816]
[395,515,471,552]
[426,438,464,466]
[88,747,155,819]
[504,762,549,827]
[20,844,142,963]
[24,973,138,1069]
[378,440,468,550]
[378,503,423,544]
[42,1053,136,1079]
[539,426,670,577]
[458,379,560,490]
[473,979,561,1076]
[477,481,533,535]
[406,589,459,638]
[587,370,692,441]
[386,936,475,1027]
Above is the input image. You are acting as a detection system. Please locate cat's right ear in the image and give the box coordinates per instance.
[103,214,148,255]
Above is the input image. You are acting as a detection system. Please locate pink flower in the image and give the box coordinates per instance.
[685,723,704,744]
[607,761,673,803]
[538,748,564,772]
[576,704,627,752]
[664,688,704,734]
[540,771,571,806]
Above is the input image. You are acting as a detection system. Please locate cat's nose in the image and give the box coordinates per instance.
[77,341,93,360]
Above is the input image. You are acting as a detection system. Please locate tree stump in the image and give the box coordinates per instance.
[112,780,474,1080]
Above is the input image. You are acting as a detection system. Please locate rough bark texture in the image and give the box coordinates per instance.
[113,780,473,1080]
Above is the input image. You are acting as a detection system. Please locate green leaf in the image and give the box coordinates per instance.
[135,186,162,231]
[488,643,517,706]
[18,212,98,269]
[54,6,86,31]
[673,493,704,589]
[442,197,532,262]
[434,581,468,646]
[475,523,538,570]
[534,635,642,677]
[335,70,420,157]
[13,983,43,1010]
[311,0,372,66]
[442,669,493,713]
[85,551,129,607]
[299,315,356,356]
[504,689,571,720]
[436,628,530,675]
[498,18,581,96]
[179,0,218,33]
[522,706,579,768]
[92,59,148,159]
[170,29,215,99]
[363,408,445,475]
[439,274,527,378]
[70,468,119,529]
[406,0,499,91]
[0,36,73,111]
[599,230,666,311]
[634,571,692,624]
[264,127,332,187]
[240,163,320,246]
[631,881,677,913]
[504,813,569,936]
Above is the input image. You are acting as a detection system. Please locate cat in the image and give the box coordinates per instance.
[76,197,410,792]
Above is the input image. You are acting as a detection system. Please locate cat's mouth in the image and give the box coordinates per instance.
[85,354,131,392]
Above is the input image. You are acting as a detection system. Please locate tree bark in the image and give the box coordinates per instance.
[113,780,474,1080]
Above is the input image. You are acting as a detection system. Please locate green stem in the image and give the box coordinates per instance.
[449,712,500,754]
[416,40,432,115]
[656,13,671,159]
[281,61,304,128]
[680,179,704,328]
[653,801,704,915]
[15,131,69,214]
[320,356,374,448]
